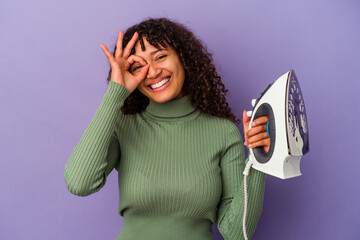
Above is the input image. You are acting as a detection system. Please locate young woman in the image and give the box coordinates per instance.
[65,18,269,240]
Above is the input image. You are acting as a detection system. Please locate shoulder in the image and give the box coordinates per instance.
[195,112,242,145]
[198,112,240,132]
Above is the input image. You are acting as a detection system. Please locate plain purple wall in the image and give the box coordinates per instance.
[1,0,359,239]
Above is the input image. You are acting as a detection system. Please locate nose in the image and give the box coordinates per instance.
[146,62,161,79]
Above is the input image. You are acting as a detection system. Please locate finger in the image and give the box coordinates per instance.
[247,132,270,145]
[247,136,271,148]
[127,55,147,66]
[123,32,139,58]
[251,115,269,127]
[248,138,271,149]
[246,124,267,138]
[100,44,116,65]
[134,65,150,83]
[115,31,124,59]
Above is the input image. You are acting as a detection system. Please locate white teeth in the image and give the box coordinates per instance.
[150,78,170,89]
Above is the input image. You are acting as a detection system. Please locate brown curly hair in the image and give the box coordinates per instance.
[107,17,240,124]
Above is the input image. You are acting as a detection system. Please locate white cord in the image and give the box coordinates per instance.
[242,161,253,240]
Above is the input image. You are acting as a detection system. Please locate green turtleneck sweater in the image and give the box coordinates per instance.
[64,81,266,240]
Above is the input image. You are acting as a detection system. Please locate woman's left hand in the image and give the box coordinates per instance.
[242,110,271,153]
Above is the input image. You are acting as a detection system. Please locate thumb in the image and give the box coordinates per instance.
[242,110,250,124]
[242,110,250,141]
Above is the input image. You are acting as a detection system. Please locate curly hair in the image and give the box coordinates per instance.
[107,17,240,124]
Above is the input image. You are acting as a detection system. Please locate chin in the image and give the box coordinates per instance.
[150,89,185,103]
[138,85,183,103]
[149,94,176,103]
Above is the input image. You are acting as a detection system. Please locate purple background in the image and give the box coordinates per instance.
[1,0,359,239]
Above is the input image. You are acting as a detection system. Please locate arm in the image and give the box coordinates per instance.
[64,81,130,197]
[217,123,266,239]
[64,30,149,197]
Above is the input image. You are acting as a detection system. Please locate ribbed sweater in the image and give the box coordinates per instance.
[64,81,266,240]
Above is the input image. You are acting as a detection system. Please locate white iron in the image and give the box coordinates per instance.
[246,70,309,179]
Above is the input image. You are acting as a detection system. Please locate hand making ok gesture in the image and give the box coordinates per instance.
[100,31,149,94]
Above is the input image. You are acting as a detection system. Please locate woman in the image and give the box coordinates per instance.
[64,18,269,240]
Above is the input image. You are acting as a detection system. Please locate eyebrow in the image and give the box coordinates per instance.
[150,49,166,55]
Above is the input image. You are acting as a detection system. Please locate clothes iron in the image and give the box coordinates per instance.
[246,69,310,179]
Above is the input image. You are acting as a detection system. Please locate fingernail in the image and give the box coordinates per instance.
[249,144,253,148]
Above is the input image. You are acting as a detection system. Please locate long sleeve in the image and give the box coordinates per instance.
[64,81,130,197]
[217,123,266,240]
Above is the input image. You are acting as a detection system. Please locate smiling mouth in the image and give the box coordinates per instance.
[147,77,171,90]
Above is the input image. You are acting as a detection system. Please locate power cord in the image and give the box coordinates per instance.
[242,161,253,240]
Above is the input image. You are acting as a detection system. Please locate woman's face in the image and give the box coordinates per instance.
[130,38,185,103]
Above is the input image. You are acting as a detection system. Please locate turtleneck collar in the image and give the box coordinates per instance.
[142,95,200,122]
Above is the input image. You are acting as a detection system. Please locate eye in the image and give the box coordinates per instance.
[131,65,142,72]
[156,55,167,61]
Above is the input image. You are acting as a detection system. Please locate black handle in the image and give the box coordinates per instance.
[252,103,276,164]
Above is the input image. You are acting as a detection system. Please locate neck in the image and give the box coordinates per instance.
[143,95,200,121]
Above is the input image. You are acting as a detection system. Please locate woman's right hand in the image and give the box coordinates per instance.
[100,31,149,94]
